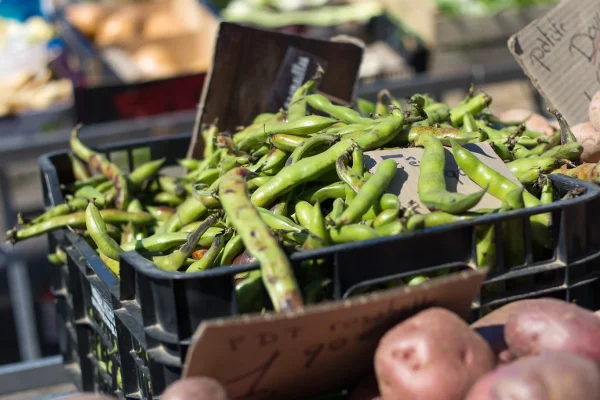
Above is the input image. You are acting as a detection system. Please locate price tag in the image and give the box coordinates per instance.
[184,269,486,399]
[265,47,327,113]
[508,0,600,125]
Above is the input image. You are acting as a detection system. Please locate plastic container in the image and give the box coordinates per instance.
[41,134,600,398]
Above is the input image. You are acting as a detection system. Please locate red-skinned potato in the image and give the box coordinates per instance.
[572,122,600,162]
[505,298,600,361]
[161,377,230,400]
[589,90,600,131]
[471,301,537,356]
[465,352,600,400]
[350,374,381,400]
[375,308,495,400]
[498,109,554,136]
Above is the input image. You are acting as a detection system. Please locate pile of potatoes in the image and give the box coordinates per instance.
[349,298,600,400]
[499,89,600,164]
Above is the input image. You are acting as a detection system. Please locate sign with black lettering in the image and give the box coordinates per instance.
[184,269,486,399]
[508,0,600,125]
[266,47,327,113]
[365,142,521,214]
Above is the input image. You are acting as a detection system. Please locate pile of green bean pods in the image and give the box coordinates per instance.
[5,73,590,313]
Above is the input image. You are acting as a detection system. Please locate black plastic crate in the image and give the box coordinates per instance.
[40,134,600,398]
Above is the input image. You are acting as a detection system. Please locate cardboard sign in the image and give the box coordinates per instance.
[187,23,364,158]
[365,142,521,214]
[184,269,486,400]
[508,0,600,125]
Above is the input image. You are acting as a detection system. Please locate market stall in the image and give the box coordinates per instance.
[2,0,600,399]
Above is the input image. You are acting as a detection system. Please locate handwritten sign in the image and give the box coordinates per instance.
[183,269,486,400]
[365,142,521,214]
[508,0,600,125]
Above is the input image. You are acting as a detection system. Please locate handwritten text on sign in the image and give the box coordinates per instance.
[365,142,521,214]
[509,0,600,125]
[184,270,486,400]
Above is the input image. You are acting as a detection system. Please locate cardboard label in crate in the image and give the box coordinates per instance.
[366,142,521,214]
[508,0,600,125]
[187,22,364,158]
[184,269,486,399]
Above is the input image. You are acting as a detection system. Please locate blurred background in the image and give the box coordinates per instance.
[0,0,555,396]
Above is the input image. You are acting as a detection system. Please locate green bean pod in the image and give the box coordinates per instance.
[152,214,220,272]
[66,175,109,192]
[475,224,496,270]
[75,186,106,207]
[506,157,560,181]
[286,134,339,166]
[219,168,303,311]
[357,98,375,117]
[202,123,218,160]
[295,201,314,230]
[238,115,338,151]
[145,206,175,221]
[186,231,227,272]
[31,197,88,225]
[450,140,551,249]
[269,134,307,152]
[153,192,183,207]
[178,158,202,171]
[69,153,91,181]
[287,67,322,121]
[374,220,404,236]
[488,141,514,162]
[334,159,397,225]
[121,227,222,253]
[301,181,346,204]
[373,209,399,228]
[221,234,244,266]
[462,113,478,133]
[407,126,483,145]
[257,148,289,172]
[540,142,583,161]
[86,201,122,261]
[379,193,400,210]
[501,188,526,268]
[70,127,129,210]
[306,94,371,125]
[450,93,492,127]
[258,208,304,233]
[329,224,379,244]
[406,211,472,231]
[336,149,367,193]
[7,209,153,243]
[415,133,487,214]
[127,158,166,191]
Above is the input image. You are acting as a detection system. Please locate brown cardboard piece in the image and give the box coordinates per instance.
[186,23,364,159]
[508,0,600,125]
[184,268,486,399]
[365,142,521,214]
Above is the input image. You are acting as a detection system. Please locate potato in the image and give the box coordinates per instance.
[572,122,600,163]
[505,298,600,361]
[465,352,600,400]
[350,374,381,400]
[375,308,495,400]
[471,301,537,355]
[498,109,554,136]
[589,90,600,131]
[161,377,229,400]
